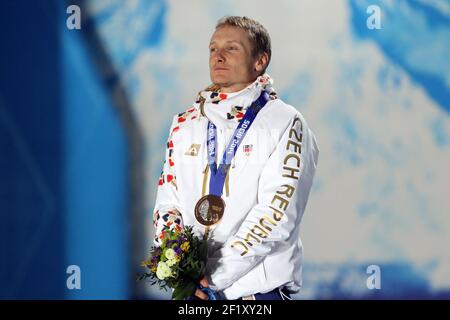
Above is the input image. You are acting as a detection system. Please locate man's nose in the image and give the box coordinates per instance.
[212,48,225,62]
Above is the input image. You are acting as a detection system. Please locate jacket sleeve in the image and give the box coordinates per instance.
[152,115,184,246]
[206,113,319,291]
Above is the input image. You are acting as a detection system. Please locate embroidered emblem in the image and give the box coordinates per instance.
[243,144,253,156]
[185,143,201,156]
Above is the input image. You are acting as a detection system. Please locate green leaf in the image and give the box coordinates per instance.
[172,281,197,300]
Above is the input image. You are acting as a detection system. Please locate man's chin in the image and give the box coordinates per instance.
[211,76,227,81]
[211,79,230,88]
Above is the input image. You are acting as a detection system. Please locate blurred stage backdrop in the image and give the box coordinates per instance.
[0,0,449,299]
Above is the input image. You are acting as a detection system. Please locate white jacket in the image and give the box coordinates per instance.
[152,74,319,299]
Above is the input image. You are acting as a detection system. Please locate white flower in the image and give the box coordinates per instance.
[165,248,176,261]
[156,261,172,280]
[166,258,176,267]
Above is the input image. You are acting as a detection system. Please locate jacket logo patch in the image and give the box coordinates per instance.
[243,144,253,156]
[185,144,200,156]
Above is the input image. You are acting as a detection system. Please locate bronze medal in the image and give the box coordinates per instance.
[194,194,225,226]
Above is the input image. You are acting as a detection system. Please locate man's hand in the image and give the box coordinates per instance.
[194,276,210,300]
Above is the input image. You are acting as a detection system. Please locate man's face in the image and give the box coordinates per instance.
[209,25,259,93]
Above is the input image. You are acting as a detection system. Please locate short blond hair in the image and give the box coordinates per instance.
[216,16,271,74]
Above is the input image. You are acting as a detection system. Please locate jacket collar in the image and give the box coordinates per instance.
[196,73,277,108]
[192,74,277,128]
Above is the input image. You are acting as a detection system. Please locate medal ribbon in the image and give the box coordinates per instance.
[207,91,269,196]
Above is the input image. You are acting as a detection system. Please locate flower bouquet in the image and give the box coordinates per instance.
[139,225,210,300]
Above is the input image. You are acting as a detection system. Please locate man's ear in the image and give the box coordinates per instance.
[254,52,269,74]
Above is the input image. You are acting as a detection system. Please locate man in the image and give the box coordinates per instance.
[152,16,319,300]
